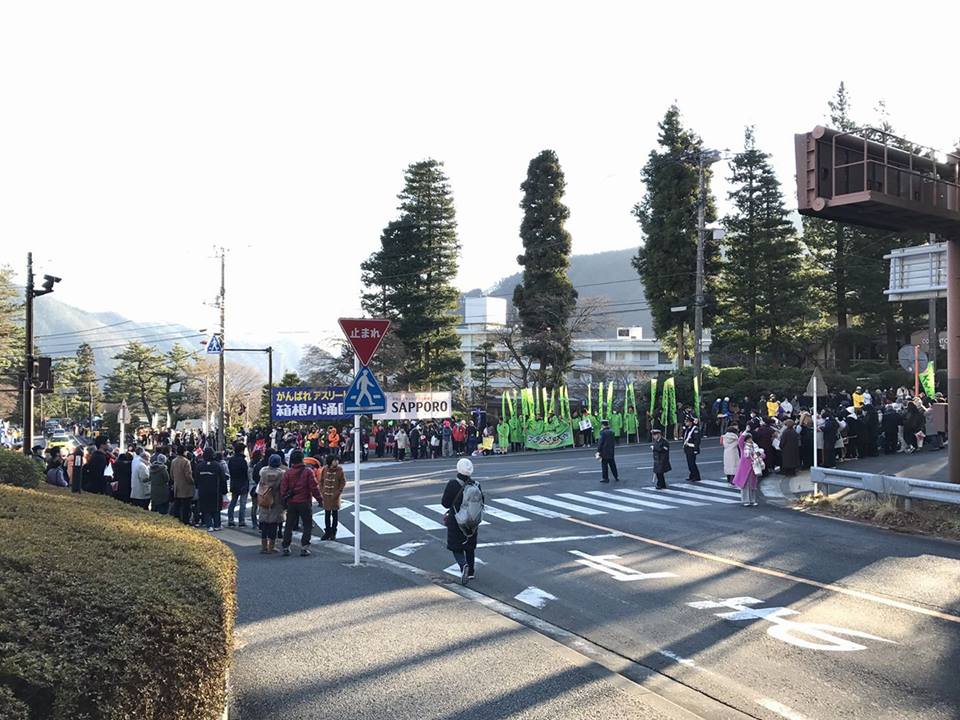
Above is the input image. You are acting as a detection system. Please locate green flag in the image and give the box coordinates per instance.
[920,361,936,400]
[588,383,592,415]
[693,376,700,418]
[598,381,604,419]
[649,379,658,418]
[607,382,614,415]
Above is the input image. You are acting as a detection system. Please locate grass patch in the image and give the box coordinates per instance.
[0,484,236,719]
[797,491,960,541]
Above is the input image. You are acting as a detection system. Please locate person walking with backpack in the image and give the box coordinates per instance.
[279,450,323,556]
[597,419,619,483]
[255,453,285,553]
[441,458,484,585]
[319,454,346,540]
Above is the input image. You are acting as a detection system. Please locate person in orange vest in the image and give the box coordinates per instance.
[327,426,340,458]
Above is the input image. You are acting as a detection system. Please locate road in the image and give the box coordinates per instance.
[284,441,960,720]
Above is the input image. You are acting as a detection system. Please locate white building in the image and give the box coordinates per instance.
[455,296,710,391]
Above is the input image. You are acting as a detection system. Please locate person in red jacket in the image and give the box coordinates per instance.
[279,450,323,556]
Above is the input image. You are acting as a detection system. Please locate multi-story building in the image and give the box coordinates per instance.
[455,296,710,392]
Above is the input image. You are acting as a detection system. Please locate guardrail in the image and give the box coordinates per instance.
[810,467,960,510]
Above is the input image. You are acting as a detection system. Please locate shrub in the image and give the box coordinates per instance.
[0,485,236,719]
[0,449,42,488]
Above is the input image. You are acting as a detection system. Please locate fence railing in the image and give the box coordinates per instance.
[810,467,960,510]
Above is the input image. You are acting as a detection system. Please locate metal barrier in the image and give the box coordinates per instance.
[810,467,960,510]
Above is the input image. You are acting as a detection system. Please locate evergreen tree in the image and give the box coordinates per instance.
[0,265,24,409]
[802,83,863,372]
[512,149,578,386]
[74,342,100,419]
[257,371,301,427]
[470,340,498,407]
[632,106,719,355]
[718,127,807,373]
[159,343,201,426]
[361,159,464,389]
[103,341,165,423]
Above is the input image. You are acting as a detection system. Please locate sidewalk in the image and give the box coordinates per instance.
[225,535,721,720]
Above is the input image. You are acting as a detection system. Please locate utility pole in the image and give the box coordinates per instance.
[21,253,60,454]
[693,148,722,389]
[22,253,35,454]
[216,247,226,451]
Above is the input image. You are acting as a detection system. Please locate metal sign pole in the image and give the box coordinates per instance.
[353,353,361,567]
[812,376,819,494]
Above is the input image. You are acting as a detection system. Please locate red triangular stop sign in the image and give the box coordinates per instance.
[338,317,391,366]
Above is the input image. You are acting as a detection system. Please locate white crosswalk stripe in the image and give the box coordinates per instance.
[557,492,642,512]
[673,483,742,499]
[312,512,353,538]
[700,479,738,490]
[525,495,606,515]
[388,507,445,530]
[425,504,490,525]
[356,510,402,534]
[614,488,707,507]
[657,487,740,504]
[588,489,680,510]
[482,505,531,523]
[491,498,569,519]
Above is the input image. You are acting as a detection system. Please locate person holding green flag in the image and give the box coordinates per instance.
[496,415,510,453]
[610,406,623,443]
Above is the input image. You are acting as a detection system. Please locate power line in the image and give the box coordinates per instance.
[35,319,134,339]
[37,323,191,352]
[41,332,206,357]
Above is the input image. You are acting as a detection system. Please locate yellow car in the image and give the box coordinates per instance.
[48,433,74,453]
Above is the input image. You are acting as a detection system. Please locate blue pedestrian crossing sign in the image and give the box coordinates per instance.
[206,334,223,354]
[344,366,386,414]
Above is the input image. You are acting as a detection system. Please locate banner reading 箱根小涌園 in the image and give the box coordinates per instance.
[524,423,574,450]
[271,386,348,422]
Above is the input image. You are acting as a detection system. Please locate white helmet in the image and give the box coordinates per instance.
[457,458,474,476]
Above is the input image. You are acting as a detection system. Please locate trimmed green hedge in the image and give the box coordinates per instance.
[0,485,236,719]
[0,450,42,489]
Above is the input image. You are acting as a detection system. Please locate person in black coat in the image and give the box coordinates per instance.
[441,458,483,583]
[779,419,800,476]
[113,450,133,502]
[83,438,110,493]
[881,403,901,454]
[821,412,839,468]
[227,443,250,527]
[863,405,880,456]
[650,428,671,489]
[196,447,227,531]
[681,417,701,482]
[597,419,619,483]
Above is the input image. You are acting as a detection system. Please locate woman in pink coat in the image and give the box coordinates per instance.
[732,431,764,507]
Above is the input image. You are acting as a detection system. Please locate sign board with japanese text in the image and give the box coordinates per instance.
[270,386,349,422]
[338,317,391,366]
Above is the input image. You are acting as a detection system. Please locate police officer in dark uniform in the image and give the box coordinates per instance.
[682,417,701,482]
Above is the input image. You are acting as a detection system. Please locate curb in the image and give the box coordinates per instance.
[316,539,752,720]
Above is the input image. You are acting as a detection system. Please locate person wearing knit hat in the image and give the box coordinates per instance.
[256,452,286,554]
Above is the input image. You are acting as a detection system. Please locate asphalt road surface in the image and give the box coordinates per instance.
[276,440,958,720]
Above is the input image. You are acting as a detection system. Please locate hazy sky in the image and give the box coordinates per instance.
[2,1,958,354]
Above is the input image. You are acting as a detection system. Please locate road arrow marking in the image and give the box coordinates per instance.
[514,586,557,609]
[388,541,428,558]
[569,550,676,582]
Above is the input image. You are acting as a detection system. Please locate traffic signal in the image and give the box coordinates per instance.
[35,357,54,394]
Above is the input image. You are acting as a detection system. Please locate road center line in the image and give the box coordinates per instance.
[563,516,960,625]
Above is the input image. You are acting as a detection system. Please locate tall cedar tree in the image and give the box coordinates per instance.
[74,342,100,416]
[513,150,578,386]
[719,127,806,373]
[632,106,719,345]
[361,159,464,389]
